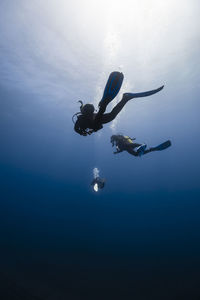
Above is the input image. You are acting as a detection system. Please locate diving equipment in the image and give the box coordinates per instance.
[136,144,147,156]
[99,71,124,107]
[123,85,164,101]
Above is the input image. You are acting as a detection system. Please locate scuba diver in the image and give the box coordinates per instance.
[111,135,171,157]
[73,71,164,136]
[91,177,106,192]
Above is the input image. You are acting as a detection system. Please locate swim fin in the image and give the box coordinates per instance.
[123,85,164,101]
[152,140,171,151]
[99,71,124,107]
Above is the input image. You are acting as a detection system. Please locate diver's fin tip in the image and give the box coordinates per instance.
[153,140,172,151]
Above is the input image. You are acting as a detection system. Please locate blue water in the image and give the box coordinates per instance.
[1,162,200,299]
[1,1,200,298]
[1,85,200,299]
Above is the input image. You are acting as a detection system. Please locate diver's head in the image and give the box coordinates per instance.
[81,104,95,116]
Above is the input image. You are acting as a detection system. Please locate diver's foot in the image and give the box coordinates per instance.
[122,93,137,101]
[136,144,147,156]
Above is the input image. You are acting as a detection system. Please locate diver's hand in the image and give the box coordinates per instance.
[87,130,93,135]
[80,130,93,136]
[79,130,87,136]
[82,132,87,136]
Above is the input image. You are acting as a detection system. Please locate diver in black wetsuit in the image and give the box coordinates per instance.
[111,135,171,157]
[73,72,164,136]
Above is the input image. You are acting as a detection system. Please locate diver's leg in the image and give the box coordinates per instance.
[97,101,108,116]
[126,146,153,156]
[131,143,141,149]
[127,147,156,156]
[96,85,164,124]
[94,99,112,124]
[96,85,164,123]
[100,95,129,123]
[100,85,164,123]
[126,148,139,157]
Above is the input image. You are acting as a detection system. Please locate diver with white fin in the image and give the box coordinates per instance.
[73,71,164,136]
[111,135,171,157]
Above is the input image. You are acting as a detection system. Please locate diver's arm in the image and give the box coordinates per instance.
[113,149,123,154]
[74,124,83,135]
[74,122,87,136]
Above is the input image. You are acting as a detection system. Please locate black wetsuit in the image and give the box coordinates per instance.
[74,96,129,135]
[74,85,164,136]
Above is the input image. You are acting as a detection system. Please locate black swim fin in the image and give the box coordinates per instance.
[99,71,124,107]
[123,85,164,100]
[152,140,171,151]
